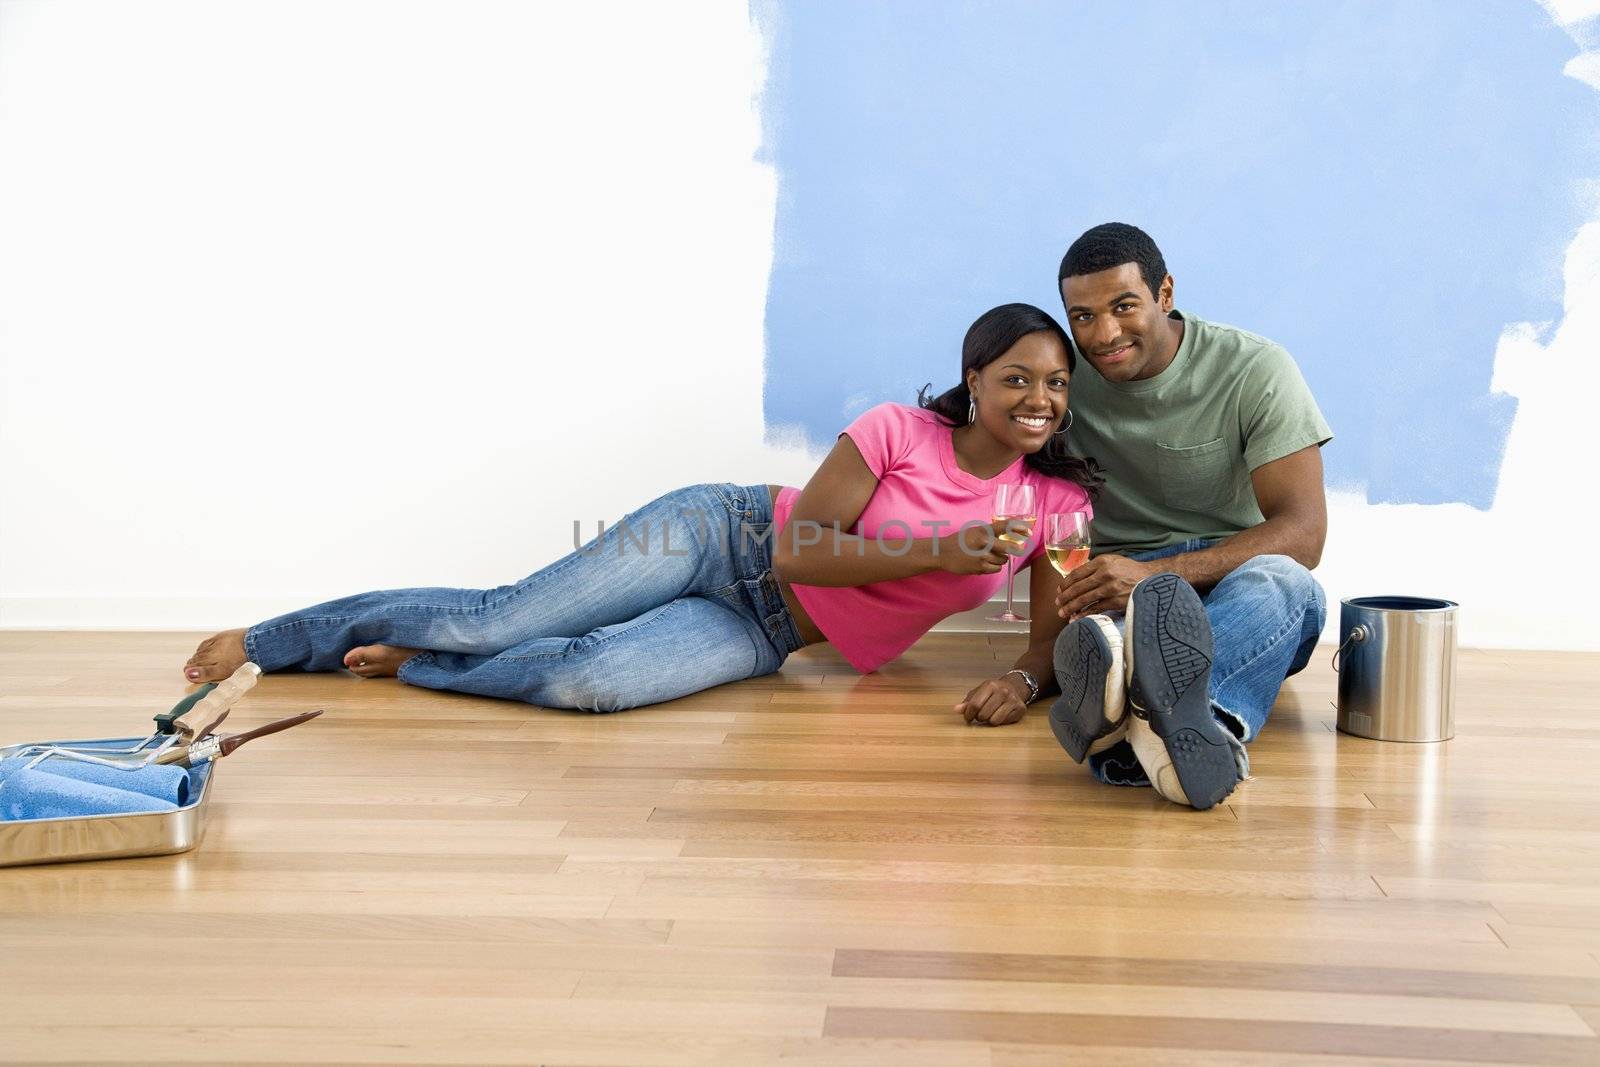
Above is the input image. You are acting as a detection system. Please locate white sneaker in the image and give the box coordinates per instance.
[1123,572,1243,810]
[1048,614,1127,762]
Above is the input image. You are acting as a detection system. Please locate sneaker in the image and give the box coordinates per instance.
[1048,614,1126,762]
[1124,572,1242,810]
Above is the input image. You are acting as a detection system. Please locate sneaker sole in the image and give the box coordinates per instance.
[1127,573,1237,810]
[1048,615,1123,763]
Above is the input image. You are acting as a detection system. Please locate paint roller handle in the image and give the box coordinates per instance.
[171,663,262,739]
[155,683,216,734]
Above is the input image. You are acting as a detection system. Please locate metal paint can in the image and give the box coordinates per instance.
[1333,596,1458,743]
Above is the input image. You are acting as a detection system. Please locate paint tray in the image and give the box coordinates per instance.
[0,737,217,868]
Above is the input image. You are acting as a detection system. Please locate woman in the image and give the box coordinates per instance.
[183,303,1101,724]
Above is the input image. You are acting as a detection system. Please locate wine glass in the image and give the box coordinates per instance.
[987,483,1037,622]
[1044,512,1092,578]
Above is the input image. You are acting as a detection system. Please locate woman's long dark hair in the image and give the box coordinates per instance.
[917,303,1104,500]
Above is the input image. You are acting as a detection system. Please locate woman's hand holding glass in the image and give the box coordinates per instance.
[934,517,1035,577]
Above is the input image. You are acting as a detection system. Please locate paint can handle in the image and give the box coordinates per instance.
[1331,625,1368,673]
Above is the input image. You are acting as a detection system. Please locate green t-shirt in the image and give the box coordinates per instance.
[1066,310,1332,556]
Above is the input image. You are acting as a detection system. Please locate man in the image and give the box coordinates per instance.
[1048,222,1330,811]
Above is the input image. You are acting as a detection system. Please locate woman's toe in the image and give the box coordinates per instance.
[186,661,222,683]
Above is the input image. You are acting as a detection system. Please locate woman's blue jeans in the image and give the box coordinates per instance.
[1087,540,1327,787]
[243,483,806,712]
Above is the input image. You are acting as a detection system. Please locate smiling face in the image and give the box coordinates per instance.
[1060,262,1178,383]
[964,330,1073,453]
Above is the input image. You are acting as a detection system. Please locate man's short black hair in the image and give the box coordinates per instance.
[1057,222,1168,299]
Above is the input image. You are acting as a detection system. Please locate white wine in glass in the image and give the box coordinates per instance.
[987,483,1037,622]
[1045,511,1091,577]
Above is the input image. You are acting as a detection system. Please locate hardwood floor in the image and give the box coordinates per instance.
[0,630,1597,1065]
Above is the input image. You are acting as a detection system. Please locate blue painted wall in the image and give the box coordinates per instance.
[757,0,1597,508]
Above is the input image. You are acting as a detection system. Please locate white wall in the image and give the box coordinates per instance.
[0,0,811,629]
[1,0,1597,650]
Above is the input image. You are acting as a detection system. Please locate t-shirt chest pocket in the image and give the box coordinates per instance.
[1155,437,1234,513]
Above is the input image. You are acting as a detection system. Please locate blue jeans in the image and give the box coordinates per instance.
[1087,541,1326,787]
[244,483,806,712]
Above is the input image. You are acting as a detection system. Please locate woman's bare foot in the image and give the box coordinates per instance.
[343,644,421,678]
[184,628,249,682]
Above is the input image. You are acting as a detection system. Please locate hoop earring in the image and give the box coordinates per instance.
[1053,409,1074,436]
[967,396,976,425]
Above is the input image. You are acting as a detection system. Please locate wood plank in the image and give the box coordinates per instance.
[831,948,1600,1005]
[824,1007,1600,1064]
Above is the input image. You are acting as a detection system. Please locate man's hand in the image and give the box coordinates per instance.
[1055,555,1157,620]
[955,673,1032,726]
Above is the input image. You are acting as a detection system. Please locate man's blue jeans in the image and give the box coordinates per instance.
[243,483,806,712]
[1087,540,1326,786]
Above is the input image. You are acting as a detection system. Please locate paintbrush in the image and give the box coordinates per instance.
[154,709,323,768]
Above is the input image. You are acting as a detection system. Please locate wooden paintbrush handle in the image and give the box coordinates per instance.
[217,709,323,757]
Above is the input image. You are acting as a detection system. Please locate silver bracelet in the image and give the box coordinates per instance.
[1003,668,1039,703]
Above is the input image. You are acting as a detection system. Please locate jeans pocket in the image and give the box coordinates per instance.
[703,576,780,652]
[1155,437,1234,513]
[710,482,756,519]
[740,574,793,655]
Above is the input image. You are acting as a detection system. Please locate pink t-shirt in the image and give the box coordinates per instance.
[773,402,1093,674]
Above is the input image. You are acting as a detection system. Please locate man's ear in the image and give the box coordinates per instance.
[1158,273,1175,312]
